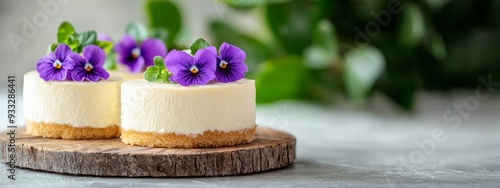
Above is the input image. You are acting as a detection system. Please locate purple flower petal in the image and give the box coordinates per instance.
[36,53,74,81]
[140,38,167,67]
[172,68,215,86]
[206,46,217,55]
[82,45,105,67]
[52,69,67,81]
[129,57,145,73]
[71,66,86,81]
[54,44,72,62]
[193,48,216,72]
[115,35,137,55]
[92,67,110,80]
[115,35,138,70]
[97,33,112,41]
[165,50,193,75]
[213,42,248,83]
[70,46,110,82]
[215,62,247,83]
[36,55,57,81]
[69,53,86,67]
[220,42,246,64]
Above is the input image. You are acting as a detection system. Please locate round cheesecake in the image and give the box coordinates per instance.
[120,79,256,148]
[23,71,121,139]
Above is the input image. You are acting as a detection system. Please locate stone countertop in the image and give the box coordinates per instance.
[1,91,500,187]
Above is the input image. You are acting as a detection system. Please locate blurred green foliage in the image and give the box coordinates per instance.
[207,0,500,110]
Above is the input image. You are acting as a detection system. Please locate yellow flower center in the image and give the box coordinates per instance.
[131,48,141,59]
[190,66,199,74]
[84,63,93,72]
[219,60,228,69]
[53,60,62,69]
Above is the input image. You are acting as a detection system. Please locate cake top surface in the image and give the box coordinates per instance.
[123,78,254,90]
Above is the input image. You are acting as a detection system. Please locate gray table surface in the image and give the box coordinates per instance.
[1,91,500,187]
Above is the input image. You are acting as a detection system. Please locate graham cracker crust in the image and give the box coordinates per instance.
[26,120,120,140]
[121,126,257,148]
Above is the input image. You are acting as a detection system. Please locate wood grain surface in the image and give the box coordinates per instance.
[0,126,295,177]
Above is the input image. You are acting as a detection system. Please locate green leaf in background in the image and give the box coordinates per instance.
[190,38,210,55]
[126,22,148,42]
[104,51,117,70]
[144,56,169,83]
[145,0,182,46]
[344,46,385,105]
[209,21,274,77]
[398,3,425,48]
[96,41,114,55]
[424,0,452,10]
[57,22,76,43]
[78,31,97,47]
[66,32,80,50]
[149,27,169,44]
[255,56,307,103]
[304,19,339,69]
[265,0,320,55]
[72,31,97,53]
[47,43,58,53]
[423,30,446,62]
[382,74,416,111]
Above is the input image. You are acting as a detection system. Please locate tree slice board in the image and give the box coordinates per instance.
[0,126,295,177]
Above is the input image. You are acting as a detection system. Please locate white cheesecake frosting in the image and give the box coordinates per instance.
[121,79,256,135]
[23,71,121,128]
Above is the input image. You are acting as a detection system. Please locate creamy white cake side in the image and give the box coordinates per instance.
[121,79,256,135]
[23,71,121,128]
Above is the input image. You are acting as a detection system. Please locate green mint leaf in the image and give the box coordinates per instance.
[47,43,58,54]
[126,22,148,42]
[158,68,170,83]
[78,31,97,47]
[104,51,117,70]
[96,40,114,55]
[190,38,210,55]
[149,27,169,43]
[66,33,80,51]
[153,56,165,67]
[146,0,182,47]
[57,22,76,43]
[144,66,160,82]
[145,56,170,83]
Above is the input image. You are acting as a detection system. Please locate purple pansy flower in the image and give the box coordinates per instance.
[69,45,110,82]
[115,35,167,73]
[207,42,248,83]
[36,44,75,81]
[165,49,216,86]
[97,33,112,42]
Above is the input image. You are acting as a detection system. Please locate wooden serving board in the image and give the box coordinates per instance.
[0,126,295,177]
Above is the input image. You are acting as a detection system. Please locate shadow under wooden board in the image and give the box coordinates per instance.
[0,126,295,177]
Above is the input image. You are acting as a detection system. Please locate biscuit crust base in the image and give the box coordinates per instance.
[26,120,120,140]
[121,126,257,148]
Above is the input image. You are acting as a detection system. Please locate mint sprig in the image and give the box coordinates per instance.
[190,38,210,55]
[51,21,113,55]
[144,56,170,83]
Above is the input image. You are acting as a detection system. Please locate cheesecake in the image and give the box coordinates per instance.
[24,71,121,139]
[120,79,256,148]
